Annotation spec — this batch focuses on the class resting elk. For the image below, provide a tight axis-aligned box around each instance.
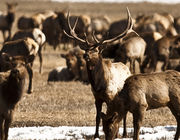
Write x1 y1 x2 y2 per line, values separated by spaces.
101 70 180 140
64 8 134 138
0 2 17 42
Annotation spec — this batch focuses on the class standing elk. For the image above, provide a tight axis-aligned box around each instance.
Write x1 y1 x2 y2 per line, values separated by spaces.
0 37 39 93
11 28 46 73
101 70 180 140
0 53 28 140
141 35 180 72
0 2 17 42
114 35 146 74
42 12 63 50
64 8 134 138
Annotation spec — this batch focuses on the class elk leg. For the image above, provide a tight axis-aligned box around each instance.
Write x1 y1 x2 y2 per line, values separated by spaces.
4 111 12 140
26 64 33 93
0 115 5 140
133 59 136 74
122 112 128 137
162 57 169 71
129 58 134 74
38 46 43 74
168 103 180 140
2 30 6 42
133 107 145 140
94 99 103 138
141 56 149 73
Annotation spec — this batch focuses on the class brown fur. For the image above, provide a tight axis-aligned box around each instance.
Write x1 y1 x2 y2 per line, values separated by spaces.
0 38 39 93
142 35 180 72
102 70 180 140
64 8 134 138
114 36 146 74
0 58 27 140
17 13 45 30
11 28 46 73
0 2 17 42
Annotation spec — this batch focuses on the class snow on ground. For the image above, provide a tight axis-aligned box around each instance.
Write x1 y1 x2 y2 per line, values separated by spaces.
8 125 178 140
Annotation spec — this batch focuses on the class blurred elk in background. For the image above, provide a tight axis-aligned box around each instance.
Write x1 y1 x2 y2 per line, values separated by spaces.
0 2 17 42
18 13 46 30
11 28 46 73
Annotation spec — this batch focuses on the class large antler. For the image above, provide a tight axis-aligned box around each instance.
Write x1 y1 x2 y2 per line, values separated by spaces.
63 7 134 50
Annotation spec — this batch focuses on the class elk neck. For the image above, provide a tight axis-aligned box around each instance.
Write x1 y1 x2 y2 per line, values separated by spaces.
6 12 15 27
2 68 26 109
85 52 108 93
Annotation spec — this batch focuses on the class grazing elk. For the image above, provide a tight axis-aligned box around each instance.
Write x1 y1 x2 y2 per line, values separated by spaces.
0 54 28 140
0 37 39 93
114 35 146 74
64 8 134 138
141 35 180 72
101 70 180 140
11 28 46 73
0 2 17 42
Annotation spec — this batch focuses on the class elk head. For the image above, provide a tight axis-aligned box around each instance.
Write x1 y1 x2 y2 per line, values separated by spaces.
64 8 135 74
64 8 135 58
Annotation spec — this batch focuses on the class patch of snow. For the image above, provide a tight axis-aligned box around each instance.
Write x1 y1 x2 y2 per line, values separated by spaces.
8 125 177 140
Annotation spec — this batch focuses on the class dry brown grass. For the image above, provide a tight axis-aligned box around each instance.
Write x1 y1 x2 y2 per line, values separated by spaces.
0 0 178 131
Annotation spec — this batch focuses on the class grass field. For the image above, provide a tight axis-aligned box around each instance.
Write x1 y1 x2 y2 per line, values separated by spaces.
0 0 179 135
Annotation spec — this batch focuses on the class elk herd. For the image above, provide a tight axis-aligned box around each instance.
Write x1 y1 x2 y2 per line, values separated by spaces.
0 2 179 140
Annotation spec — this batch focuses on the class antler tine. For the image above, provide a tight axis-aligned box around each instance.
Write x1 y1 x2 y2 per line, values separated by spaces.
102 7 133 45
92 31 100 44
72 16 79 31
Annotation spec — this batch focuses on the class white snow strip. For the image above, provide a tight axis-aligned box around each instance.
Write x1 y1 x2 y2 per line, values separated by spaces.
8 125 177 140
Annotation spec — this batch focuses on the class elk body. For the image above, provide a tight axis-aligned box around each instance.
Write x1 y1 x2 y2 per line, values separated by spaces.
64 8 134 138
114 36 146 74
101 70 180 140
0 38 39 93
141 35 180 72
11 28 46 73
42 12 65 50
48 66 74 82
17 13 45 30
0 2 17 42
0 55 27 140
61 47 89 83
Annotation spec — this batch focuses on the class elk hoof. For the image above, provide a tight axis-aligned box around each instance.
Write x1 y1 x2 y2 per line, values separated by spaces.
27 89 33 94
94 133 99 139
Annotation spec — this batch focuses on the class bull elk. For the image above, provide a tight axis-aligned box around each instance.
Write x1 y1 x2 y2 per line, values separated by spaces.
64 8 134 138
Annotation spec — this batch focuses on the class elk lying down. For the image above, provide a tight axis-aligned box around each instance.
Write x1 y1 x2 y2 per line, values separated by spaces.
0 37 39 93
0 57 27 140
101 70 180 140
64 8 134 138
